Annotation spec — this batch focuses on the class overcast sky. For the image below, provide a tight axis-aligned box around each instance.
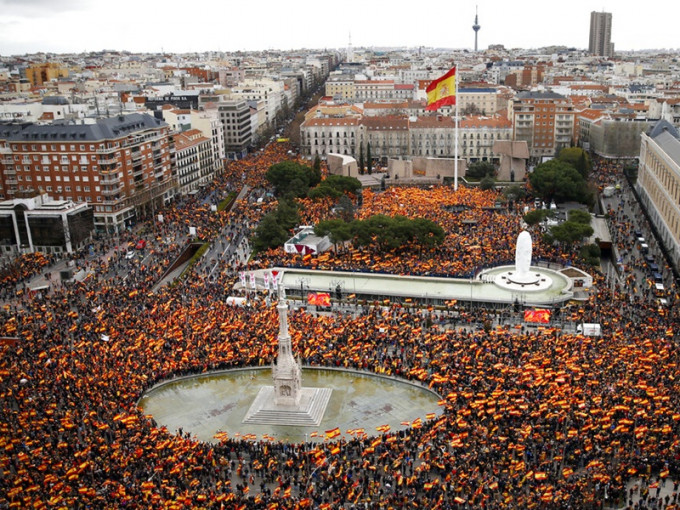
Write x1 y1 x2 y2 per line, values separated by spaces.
0 0 678 56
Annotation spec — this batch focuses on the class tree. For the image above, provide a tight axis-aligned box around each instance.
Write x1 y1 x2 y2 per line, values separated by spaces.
313 154 322 172
366 142 373 175
503 185 526 202
252 199 300 252
547 221 594 245
557 147 592 179
568 209 592 225
315 219 353 251
480 176 496 190
358 143 365 175
529 159 591 204
580 243 601 266
523 209 553 226
253 214 291 253
266 161 320 198
335 194 356 222
308 175 362 200
466 161 495 180
411 218 445 248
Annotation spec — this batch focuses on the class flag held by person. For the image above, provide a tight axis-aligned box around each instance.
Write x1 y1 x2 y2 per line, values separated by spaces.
426 67 456 111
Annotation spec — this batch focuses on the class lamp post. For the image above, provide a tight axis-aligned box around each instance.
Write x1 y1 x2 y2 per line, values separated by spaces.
295 276 310 305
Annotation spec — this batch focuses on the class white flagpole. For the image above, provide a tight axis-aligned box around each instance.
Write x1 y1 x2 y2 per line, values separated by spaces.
453 65 459 191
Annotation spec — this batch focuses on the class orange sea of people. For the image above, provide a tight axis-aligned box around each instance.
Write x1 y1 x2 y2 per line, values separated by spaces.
1 142 679 509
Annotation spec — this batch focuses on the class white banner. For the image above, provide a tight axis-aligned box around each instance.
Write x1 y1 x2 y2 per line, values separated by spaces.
249 272 257 289
239 271 247 287
263 272 270 290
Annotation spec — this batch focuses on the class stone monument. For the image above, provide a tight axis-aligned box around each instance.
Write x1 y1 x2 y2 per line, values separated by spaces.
243 291 332 426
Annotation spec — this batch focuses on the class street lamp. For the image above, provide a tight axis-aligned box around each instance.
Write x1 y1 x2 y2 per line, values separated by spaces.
295 276 310 304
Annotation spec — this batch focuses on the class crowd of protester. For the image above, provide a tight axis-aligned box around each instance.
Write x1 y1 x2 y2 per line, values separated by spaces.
0 143 679 509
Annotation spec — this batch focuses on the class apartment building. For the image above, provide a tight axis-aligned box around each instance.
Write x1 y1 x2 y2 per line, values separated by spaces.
172 129 215 195
512 91 575 160
0 113 173 233
636 121 680 273
589 11 614 58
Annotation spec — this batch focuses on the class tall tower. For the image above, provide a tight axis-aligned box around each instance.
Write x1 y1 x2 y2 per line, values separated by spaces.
472 6 481 52
589 11 613 58
272 294 302 406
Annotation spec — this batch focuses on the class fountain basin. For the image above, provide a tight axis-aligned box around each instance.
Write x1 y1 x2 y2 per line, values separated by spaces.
139 367 443 443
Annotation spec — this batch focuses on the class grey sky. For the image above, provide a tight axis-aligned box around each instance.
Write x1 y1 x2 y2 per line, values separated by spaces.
0 0 677 56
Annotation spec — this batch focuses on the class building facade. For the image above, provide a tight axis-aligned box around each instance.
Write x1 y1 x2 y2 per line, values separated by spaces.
589 11 614 58
512 92 575 160
217 100 252 159
0 113 174 233
0 194 93 255
300 114 512 164
172 129 215 195
636 121 680 274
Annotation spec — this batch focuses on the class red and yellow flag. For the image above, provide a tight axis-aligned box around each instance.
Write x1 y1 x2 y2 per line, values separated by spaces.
426 67 456 111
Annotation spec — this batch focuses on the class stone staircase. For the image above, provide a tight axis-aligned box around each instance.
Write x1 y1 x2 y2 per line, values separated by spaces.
243 387 332 427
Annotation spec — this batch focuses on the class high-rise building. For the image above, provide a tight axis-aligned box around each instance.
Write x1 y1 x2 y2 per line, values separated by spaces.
589 11 614 57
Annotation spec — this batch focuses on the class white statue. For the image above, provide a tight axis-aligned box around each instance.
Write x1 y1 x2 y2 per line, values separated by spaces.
515 230 532 279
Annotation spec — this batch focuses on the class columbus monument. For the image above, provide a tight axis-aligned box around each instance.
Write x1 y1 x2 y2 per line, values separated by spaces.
243 291 332 426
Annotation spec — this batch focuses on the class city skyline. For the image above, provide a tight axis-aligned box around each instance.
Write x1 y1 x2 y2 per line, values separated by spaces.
1 0 679 57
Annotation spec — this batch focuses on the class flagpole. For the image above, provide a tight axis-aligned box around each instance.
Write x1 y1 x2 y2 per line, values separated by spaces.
453 65 459 191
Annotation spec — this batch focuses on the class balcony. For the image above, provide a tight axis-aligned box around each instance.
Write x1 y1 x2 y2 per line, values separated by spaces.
101 184 123 196
99 175 121 185
3 169 16 176
6 178 17 185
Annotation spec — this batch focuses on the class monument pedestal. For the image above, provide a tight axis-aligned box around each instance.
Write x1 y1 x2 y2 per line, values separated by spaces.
243 386 332 426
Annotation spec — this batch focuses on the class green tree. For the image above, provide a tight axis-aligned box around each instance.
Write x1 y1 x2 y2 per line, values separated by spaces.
557 147 592 178
266 161 320 198
480 176 496 190
359 143 365 175
315 219 353 251
547 221 594 245
313 154 322 172
502 184 526 202
411 218 445 248
366 142 373 175
580 243 601 266
253 214 291 252
308 175 361 200
529 159 590 204
568 209 592 225
252 199 300 252
523 209 553 226
335 194 356 222
466 161 496 180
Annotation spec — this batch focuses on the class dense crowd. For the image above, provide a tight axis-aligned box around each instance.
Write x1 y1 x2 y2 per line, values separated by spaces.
1 143 679 509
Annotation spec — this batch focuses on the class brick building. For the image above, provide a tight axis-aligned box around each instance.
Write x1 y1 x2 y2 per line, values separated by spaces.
0 113 174 233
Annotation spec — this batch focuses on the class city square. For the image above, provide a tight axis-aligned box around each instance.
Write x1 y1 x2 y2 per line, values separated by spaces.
1 5 680 509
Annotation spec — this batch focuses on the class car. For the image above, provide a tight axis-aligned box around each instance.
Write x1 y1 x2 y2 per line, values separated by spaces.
135 239 147 250
125 250 135 259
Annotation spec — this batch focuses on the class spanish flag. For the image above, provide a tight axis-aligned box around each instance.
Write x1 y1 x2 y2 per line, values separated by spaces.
325 427 341 439
426 67 456 111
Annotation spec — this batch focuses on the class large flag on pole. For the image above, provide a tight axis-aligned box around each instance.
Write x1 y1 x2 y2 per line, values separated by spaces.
425 67 456 111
